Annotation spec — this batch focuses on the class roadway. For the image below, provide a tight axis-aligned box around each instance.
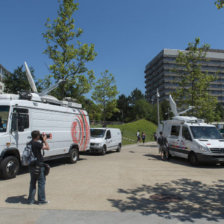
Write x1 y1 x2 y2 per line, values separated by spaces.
0 142 224 223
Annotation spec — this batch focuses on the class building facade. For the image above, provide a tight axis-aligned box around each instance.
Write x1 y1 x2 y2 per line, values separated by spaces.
145 49 224 103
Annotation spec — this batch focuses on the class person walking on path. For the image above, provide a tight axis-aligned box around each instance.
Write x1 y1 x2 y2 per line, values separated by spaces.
157 131 169 160
141 132 146 144
28 130 50 205
136 130 141 143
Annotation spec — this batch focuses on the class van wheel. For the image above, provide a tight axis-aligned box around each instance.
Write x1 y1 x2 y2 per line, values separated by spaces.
189 152 198 166
1 156 20 179
101 145 107 155
68 148 79 164
116 144 121 152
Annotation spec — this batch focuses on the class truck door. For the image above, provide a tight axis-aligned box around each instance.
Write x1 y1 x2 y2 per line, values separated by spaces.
168 125 181 157
11 108 30 156
181 126 193 158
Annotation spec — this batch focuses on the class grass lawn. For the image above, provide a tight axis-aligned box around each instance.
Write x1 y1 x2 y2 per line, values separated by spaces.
107 119 157 145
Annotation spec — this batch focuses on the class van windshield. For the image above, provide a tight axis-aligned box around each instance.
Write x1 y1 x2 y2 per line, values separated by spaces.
190 126 223 140
90 129 106 138
0 106 9 132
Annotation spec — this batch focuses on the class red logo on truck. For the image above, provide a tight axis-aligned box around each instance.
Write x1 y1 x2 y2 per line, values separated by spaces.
71 111 89 151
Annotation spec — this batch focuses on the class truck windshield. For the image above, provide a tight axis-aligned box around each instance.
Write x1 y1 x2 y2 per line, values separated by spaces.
0 106 9 132
190 126 223 140
90 129 106 138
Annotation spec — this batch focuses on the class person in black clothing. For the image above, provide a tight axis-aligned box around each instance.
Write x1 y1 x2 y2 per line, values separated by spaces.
141 132 146 144
157 131 169 160
28 130 50 205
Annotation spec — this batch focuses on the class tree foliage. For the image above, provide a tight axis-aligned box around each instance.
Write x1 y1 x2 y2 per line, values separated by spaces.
3 65 39 94
80 97 102 122
173 38 218 122
92 70 119 122
215 0 224 9
128 88 145 105
42 0 97 100
115 89 163 124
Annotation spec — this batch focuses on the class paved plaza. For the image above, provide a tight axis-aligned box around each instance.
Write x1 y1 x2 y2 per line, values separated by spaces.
1 143 224 223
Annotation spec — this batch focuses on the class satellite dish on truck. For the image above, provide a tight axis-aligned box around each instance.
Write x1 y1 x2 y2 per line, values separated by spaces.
169 95 195 116
24 61 64 97
24 61 65 104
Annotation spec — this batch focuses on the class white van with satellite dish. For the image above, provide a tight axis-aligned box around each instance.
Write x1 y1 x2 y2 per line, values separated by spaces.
157 95 224 165
90 128 122 155
0 62 90 179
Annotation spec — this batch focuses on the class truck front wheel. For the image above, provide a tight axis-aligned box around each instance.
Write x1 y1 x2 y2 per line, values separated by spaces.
1 156 20 179
189 152 198 166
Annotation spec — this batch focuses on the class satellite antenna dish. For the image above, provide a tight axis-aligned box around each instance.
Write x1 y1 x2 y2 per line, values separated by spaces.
169 95 178 116
169 94 195 117
24 61 38 93
24 62 64 97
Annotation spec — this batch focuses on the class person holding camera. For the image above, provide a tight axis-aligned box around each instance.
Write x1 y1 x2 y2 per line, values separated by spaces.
28 130 50 205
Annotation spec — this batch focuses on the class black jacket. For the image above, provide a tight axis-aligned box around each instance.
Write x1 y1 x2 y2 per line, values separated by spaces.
157 136 168 146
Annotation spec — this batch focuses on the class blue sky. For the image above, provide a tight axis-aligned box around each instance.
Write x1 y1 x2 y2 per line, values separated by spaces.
0 0 223 97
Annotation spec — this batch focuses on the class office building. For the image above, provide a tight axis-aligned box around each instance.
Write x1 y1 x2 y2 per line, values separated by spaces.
145 49 224 103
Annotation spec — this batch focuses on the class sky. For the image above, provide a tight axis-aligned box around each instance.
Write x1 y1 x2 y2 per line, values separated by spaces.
0 0 223 98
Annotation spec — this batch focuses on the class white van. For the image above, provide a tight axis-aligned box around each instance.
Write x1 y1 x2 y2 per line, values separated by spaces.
158 116 224 165
90 128 122 155
0 93 90 179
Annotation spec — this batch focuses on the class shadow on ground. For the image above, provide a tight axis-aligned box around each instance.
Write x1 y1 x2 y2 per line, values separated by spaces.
5 195 28 204
108 178 224 222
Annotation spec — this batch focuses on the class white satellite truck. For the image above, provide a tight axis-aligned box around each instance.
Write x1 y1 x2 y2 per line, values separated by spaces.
157 95 224 165
0 62 90 179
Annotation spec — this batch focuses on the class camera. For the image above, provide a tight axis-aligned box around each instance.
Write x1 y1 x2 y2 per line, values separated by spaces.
40 133 52 141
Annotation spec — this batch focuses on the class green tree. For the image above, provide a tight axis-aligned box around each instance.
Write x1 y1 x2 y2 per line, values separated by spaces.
116 94 130 122
160 100 173 120
133 99 152 120
128 88 145 105
215 0 224 9
173 38 217 122
92 70 119 123
215 103 224 121
42 0 97 100
4 65 39 94
80 97 102 122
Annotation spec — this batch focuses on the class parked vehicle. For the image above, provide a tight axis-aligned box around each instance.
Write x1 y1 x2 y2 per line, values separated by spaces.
0 62 90 179
157 95 224 165
90 128 122 155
